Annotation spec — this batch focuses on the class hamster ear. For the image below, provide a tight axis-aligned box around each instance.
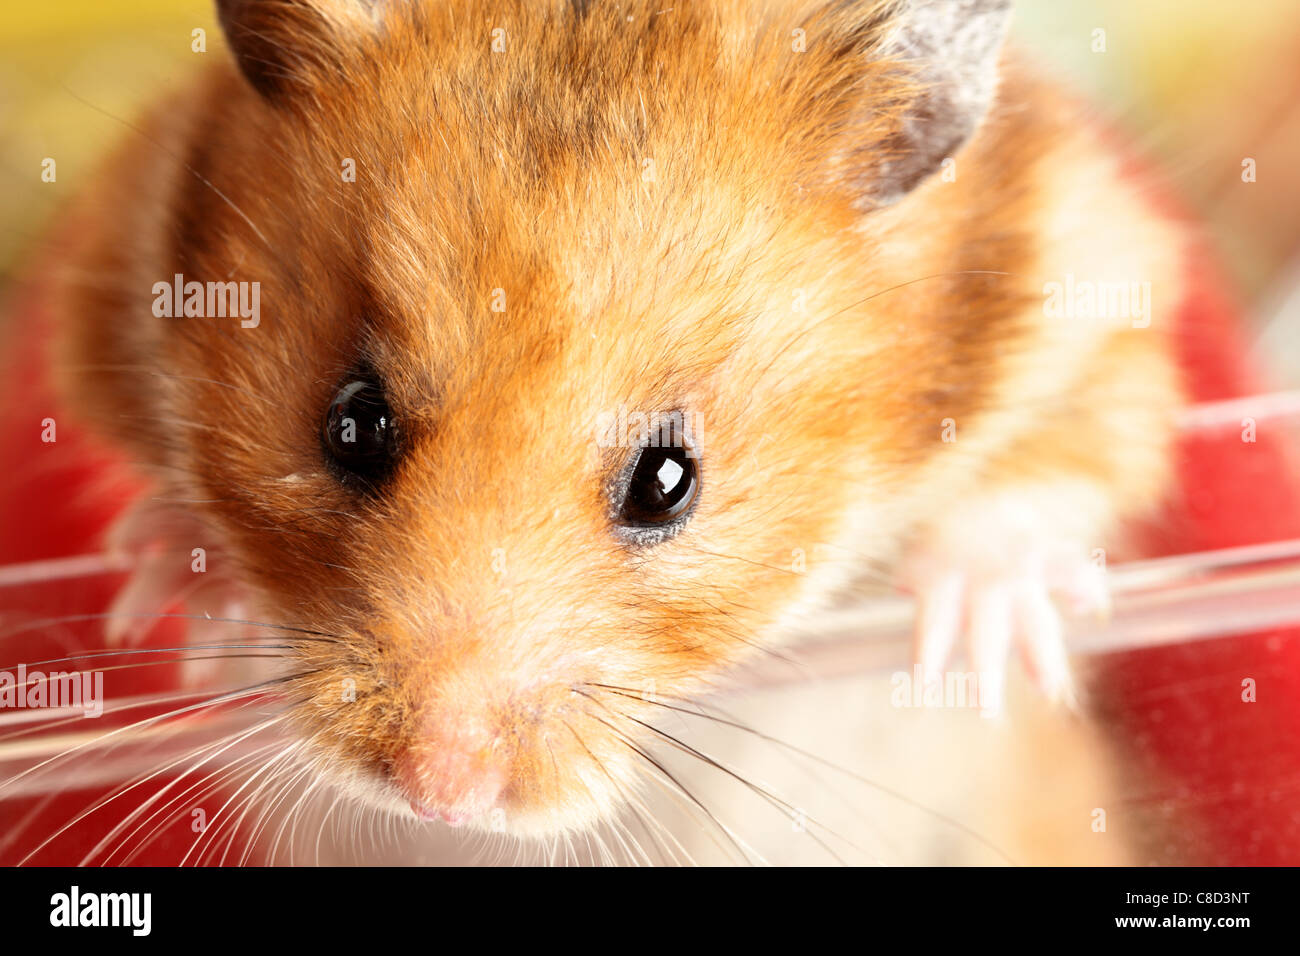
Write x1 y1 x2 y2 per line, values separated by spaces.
831 0 1013 207
215 0 379 103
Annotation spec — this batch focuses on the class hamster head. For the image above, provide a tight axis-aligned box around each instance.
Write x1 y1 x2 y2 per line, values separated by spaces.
131 0 1015 834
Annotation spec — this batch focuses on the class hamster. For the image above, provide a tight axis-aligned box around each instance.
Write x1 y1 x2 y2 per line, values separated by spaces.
46 0 1184 838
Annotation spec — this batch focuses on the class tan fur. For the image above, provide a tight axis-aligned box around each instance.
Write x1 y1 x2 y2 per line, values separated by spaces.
49 1 1184 844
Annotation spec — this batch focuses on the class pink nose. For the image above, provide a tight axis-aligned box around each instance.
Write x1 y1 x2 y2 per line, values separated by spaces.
394 716 506 825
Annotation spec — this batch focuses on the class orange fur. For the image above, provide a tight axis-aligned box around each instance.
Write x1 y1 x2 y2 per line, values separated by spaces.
50 0 1184 839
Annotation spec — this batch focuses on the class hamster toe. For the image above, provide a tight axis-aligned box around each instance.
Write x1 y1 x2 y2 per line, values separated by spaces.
900 536 1100 713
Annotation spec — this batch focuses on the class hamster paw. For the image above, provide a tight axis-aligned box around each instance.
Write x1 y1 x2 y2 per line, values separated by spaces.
898 528 1108 717
103 499 252 688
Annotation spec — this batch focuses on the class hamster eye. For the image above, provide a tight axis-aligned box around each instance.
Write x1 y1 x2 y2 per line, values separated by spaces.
322 374 399 487
617 437 699 531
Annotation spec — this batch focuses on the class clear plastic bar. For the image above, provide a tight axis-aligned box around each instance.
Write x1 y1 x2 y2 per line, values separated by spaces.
739 537 1300 687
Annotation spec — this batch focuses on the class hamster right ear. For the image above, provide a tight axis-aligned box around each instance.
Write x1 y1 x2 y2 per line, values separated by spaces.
215 0 381 103
805 0 1014 208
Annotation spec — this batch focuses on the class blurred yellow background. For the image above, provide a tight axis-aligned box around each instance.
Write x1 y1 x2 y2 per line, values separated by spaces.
0 1 214 283
2 0 1299 362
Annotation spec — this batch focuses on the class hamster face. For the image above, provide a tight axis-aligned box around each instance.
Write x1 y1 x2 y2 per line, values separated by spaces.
119 0 1027 834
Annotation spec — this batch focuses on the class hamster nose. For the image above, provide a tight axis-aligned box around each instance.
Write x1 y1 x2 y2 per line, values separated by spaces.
393 715 506 826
